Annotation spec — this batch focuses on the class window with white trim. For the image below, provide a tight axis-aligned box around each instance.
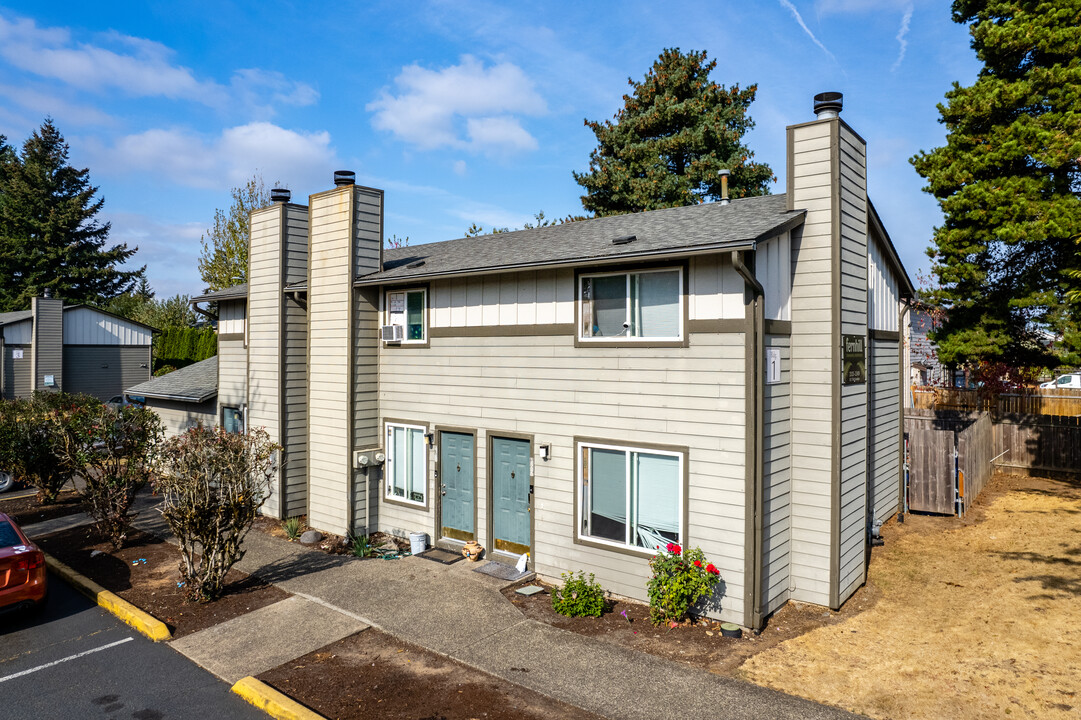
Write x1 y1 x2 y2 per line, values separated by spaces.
579 269 682 341
577 441 683 552
386 423 427 505
385 288 426 343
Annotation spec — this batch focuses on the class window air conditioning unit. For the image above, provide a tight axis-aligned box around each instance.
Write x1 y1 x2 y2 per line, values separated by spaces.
381 324 404 342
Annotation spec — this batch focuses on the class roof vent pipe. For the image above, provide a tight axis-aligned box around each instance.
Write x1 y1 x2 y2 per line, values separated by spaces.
270 188 291 203
718 169 730 206
813 91 843 119
333 170 356 187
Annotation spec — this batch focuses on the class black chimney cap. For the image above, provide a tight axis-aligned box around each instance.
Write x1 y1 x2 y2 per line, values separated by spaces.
813 92 843 118
271 188 291 202
333 170 356 187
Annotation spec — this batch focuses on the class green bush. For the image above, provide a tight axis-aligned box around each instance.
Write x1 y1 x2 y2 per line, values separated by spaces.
646 542 721 625
0 392 101 504
551 570 607 617
283 516 303 541
154 425 280 602
64 401 163 548
349 533 373 558
154 326 217 373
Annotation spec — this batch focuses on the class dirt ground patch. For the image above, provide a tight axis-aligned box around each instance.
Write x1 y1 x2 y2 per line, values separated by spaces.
252 515 409 557
37 525 289 638
258 629 608 720
503 577 878 675
0 490 84 525
741 473 1081 720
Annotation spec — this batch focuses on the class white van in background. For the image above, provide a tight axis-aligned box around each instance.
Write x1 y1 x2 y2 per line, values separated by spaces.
1040 373 1081 389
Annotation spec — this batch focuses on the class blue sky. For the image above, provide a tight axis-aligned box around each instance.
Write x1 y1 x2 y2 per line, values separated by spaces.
0 1 978 297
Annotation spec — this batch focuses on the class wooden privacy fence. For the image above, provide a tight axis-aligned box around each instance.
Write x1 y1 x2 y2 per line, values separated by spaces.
905 410 1080 517
904 410 994 517
993 414 1081 477
912 387 1081 417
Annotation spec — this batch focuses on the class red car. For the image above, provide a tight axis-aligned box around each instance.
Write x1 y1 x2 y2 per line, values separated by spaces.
0 511 47 614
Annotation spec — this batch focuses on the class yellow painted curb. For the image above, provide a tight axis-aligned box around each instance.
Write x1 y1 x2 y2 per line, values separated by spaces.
231 676 327 720
43 553 172 642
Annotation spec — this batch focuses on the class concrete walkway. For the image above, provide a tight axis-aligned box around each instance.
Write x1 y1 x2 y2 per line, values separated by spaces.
24 498 863 720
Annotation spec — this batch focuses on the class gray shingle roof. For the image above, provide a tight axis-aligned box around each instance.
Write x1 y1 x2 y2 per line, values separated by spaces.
0 310 32 326
360 193 803 285
193 284 249 303
125 356 218 403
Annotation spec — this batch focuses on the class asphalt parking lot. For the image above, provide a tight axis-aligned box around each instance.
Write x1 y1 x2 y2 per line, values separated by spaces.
0 572 265 720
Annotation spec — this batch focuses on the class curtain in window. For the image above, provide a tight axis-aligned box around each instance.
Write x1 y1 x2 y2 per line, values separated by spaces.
588 448 626 542
634 452 680 544
391 426 408 498
592 275 627 337
633 271 680 338
409 427 425 501
406 292 424 340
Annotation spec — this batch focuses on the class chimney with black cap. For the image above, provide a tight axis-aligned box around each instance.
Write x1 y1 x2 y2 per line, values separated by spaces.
784 91 870 610
246 183 309 519
305 170 384 538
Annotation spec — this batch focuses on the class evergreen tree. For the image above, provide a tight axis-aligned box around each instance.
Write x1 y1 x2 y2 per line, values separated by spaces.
911 1 1081 367
573 48 774 217
198 176 271 291
0 120 141 311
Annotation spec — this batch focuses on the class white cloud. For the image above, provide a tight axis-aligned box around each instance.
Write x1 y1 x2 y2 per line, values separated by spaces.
447 202 532 232
0 13 316 116
892 4 914 71
367 55 546 155
0 83 114 127
779 0 836 61
452 160 467 176
90 122 337 191
105 211 206 297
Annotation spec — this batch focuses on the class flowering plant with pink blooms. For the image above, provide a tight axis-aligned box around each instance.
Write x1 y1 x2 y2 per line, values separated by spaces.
645 541 720 625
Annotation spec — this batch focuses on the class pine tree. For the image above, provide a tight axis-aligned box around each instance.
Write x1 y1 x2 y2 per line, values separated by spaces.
198 176 271 291
0 120 141 311
911 1 1081 367
573 48 774 217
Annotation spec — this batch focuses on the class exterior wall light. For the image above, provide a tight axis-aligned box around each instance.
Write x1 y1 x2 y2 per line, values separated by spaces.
539 443 551 461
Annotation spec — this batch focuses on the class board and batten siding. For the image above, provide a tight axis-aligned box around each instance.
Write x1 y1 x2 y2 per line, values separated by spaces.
63 307 153 346
376 325 750 624
758 232 792 322
351 287 381 535
2 320 32 345
762 335 792 615
836 122 869 606
64 346 151 400
786 119 835 606
248 205 284 518
868 234 900 333
219 301 246 336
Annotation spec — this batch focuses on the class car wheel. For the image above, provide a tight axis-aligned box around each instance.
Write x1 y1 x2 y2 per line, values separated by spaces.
0 470 14 493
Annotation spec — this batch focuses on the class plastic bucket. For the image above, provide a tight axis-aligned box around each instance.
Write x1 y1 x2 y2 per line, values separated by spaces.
408 532 428 555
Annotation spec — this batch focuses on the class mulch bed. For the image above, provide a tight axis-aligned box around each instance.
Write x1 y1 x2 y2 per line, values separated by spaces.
501 579 879 675
0 490 85 525
258 629 608 720
36 525 289 638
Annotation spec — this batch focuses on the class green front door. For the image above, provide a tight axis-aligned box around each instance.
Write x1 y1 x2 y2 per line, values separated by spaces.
491 437 531 556
439 432 475 541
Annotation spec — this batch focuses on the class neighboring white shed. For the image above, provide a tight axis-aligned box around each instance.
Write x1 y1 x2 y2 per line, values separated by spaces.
125 357 218 437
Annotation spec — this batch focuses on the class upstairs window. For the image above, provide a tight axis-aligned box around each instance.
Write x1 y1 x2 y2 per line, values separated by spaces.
579 269 682 341
385 289 426 344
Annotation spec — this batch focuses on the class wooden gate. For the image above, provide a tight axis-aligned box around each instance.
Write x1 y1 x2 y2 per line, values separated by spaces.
904 410 993 516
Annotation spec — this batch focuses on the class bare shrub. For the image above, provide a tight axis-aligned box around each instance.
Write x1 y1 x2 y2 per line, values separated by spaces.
154 425 279 602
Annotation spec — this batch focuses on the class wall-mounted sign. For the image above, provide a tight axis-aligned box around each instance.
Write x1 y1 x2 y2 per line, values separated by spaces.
842 335 866 385
765 347 781 385
43 374 57 388
11 348 23 360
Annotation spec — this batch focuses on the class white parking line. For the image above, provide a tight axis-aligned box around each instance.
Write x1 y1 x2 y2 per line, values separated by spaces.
0 637 134 684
